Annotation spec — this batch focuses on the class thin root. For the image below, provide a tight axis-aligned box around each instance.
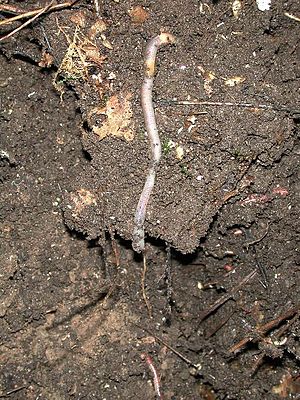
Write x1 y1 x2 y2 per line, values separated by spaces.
139 326 200 370
142 253 153 318
157 99 300 115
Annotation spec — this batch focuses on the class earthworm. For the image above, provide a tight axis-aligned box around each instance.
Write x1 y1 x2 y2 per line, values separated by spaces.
141 352 162 398
132 32 175 253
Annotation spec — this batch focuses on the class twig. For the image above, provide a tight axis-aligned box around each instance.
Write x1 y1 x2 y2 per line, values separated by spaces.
138 326 200 370
236 306 300 375
228 336 252 354
275 310 300 339
257 306 299 336
0 0 55 42
198 269 257 322
93 0 100 17
0 1 79 27
0 5 25 14
228 304 299 353
0 385 27 398
244 223 269 251
284 12 300 22
157 99 300 115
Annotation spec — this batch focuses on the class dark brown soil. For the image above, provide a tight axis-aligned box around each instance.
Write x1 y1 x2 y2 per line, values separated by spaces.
0 1 299 399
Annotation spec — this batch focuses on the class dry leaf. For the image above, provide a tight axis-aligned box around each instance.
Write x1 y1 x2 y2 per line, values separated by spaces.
69 10 87 27
198 66 217 96
89 92 135 141
88 19 107 40
176 145 184 160
128 6 149 24
70 189 97 218
232 0 242 18
101 34 113 49
39 51 54 68
82 44 106 67
224 76 245 86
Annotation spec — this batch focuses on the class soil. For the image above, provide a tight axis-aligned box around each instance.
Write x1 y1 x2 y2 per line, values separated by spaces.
0 0 299 399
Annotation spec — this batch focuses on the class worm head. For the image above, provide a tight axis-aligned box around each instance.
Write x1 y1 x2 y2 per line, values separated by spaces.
159 32 176 45
144 32 176 77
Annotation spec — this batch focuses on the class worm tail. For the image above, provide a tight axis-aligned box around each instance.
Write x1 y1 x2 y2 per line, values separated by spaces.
132 166 156 253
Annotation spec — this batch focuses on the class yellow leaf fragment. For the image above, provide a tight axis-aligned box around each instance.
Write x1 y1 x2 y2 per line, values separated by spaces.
176 145 184 160
101 34 113 49
232 0 242 18
88 19 107 40
224 76 245 86
82 44 106 67
198 66 217 96
89 92 135 141
38 51 54 68
128 6 149 24
70 189 97 217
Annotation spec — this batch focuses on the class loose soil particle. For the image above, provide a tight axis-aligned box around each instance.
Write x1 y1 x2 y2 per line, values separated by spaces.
0 0 299 399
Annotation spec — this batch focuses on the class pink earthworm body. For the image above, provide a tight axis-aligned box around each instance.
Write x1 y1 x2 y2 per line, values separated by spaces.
141 352 162 398
132 32 175 253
